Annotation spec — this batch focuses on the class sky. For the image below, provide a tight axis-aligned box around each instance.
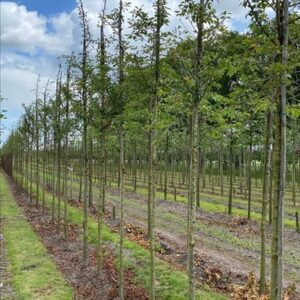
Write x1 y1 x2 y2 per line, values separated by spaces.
0 0 250 144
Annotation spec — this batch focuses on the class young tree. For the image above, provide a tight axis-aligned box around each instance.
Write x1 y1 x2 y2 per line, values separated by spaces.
271 2 289 298
260 109 273 293
148 1 168 298
78 0 91 264
34 76 41 208
62 55 74 238
94 0 109 274
42 80 50 211
116 0 126 298
178 1 205 297
244 1 290 298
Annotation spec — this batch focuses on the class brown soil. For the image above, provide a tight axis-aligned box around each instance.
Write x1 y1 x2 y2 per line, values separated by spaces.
6 175 148 300
103 186 300 296
65 179 299 299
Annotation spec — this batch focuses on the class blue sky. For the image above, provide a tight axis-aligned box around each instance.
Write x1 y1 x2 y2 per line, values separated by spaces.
14 0 76 16
0 0 249 144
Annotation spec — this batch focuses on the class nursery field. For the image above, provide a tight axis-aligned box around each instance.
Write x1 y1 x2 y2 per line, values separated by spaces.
2 164 299 299
1 0 300 299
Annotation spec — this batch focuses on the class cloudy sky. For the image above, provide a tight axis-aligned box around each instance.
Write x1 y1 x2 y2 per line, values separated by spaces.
0 0 249 143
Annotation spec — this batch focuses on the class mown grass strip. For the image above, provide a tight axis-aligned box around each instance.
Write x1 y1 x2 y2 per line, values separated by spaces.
31 168 298 225
0 173 73 300
32 167 297 228
22 177 228 300
121 184 296 229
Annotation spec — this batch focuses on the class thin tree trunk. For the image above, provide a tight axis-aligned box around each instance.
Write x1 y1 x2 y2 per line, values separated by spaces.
164 135 169 200
271 1 288 298
247 135 252 220
220 142 224 196
260 109 273 294
228 130 233 215
88 139 93 207
292 122 296 206
42 81 49 211
78 0 90 264
239 151 243 194
133 141 137 192
196 148 201 207
119 127 125 299
117 1 125 298
188 1 204 298
35 78 40 207
97 134 105 272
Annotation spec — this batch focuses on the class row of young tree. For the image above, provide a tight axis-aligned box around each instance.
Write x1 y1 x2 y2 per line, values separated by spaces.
2 0 300 299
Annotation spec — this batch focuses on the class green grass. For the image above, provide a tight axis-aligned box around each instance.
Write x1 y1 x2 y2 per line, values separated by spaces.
28 167 298 225
20 176 228 299
124 184 296 229
0 173 73 300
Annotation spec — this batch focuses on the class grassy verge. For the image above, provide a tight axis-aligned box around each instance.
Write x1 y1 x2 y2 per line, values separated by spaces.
0 173 73 300
118 184 296 229
20 176 228 299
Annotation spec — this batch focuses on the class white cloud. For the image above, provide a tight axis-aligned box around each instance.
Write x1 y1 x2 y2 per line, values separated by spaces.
0 2 74 143
1 51 58 75
0 66 54 143
215 0 248 20
47 12 75 54
0 2 74 55
1 67 38 113
0 0 249 57
0 2 47 52
0 60 56 112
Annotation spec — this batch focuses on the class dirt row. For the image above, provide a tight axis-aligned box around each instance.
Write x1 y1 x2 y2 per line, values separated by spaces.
5 174 148 300
105 186 300 292
65 178 299 294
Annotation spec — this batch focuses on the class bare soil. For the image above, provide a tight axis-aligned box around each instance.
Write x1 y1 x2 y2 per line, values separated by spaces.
101 186 300 296
6 175 148 300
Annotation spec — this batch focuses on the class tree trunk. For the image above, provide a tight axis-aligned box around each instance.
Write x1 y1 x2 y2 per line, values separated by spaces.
35 79 40 207
78 0 89 264
260 109 273 294
271 2 288 298
117 1 125 298
133 141 137 192
220 142 224 196
228 130 233 215
292 122 296 206
88 139 93 207
187 1 204 298
164 135 169 200
247 136 252 220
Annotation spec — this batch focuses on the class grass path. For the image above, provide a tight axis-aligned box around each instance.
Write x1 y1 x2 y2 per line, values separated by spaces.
0 172 73 300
